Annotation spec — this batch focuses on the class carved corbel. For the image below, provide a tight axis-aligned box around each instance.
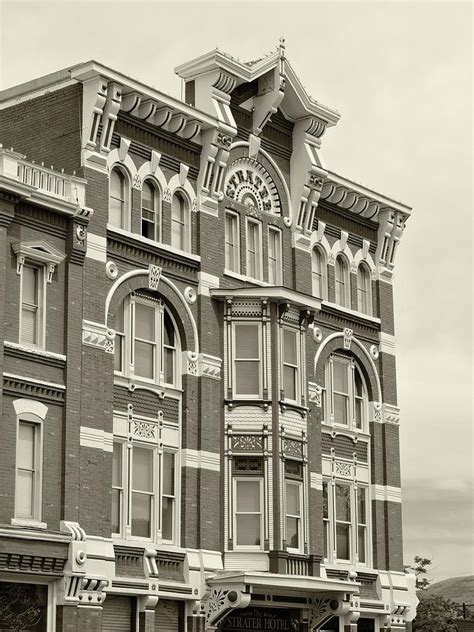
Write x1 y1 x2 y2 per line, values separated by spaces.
100 82 122 153
82 76 108 151
307 595 351 630
375 208 407 276
204 588 251 631
198 127 235 213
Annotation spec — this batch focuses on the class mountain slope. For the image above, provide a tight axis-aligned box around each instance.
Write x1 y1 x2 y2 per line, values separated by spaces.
424 576 474 604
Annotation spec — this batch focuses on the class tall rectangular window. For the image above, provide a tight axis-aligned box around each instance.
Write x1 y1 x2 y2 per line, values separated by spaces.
323 481 330 559
357 487 367 563
134 303 157 381
21 265 40 346
162 451 176 542
234 478 263 548
282 329 299 403
16 421 41 520
225 212 240 273
233 323 261 398
246 220 262 280
171 193 188 251
131 446 154 538
332 357 350 425
268 227 282 284
141 180 158 240
112 443 123 534
114 302 125 373
335 483 351 561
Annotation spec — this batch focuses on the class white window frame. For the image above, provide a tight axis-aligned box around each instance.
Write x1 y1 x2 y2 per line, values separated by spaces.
245 218 263 281
112 441 125 536
19 264 45 349
11 399 48 529
327 355 368 432
323 478 371 566
232 321 262 400
357 263 372 315
285 478 304 554
114 296 180 389
109 166 131 231
281 327 301 405
335 254 350 308
171 190 190 252
225 210 240 273
233 476 264 551
141 178 161 241
267 226 282 285
112 434 180 546
312 246 327 299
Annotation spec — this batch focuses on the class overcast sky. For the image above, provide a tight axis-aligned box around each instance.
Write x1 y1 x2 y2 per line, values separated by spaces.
1 0 472 583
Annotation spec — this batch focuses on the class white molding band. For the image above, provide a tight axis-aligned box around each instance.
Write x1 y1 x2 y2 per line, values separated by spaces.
199 353 222 380
4 341 66 362
181 449 220 472
86 233 107 262
5 373 65 392
372 485 402 503
310 472 323 490
198 271 219 296
82 319 115 353
379 332 396 355
80 426 113 452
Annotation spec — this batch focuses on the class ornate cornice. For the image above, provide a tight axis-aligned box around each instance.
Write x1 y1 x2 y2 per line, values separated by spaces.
3 372 65 404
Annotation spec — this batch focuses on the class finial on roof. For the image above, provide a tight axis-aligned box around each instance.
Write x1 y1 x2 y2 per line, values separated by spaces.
279 37 286 52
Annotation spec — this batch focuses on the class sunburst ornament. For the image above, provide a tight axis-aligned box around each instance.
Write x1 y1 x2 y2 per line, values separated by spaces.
225 157 281 215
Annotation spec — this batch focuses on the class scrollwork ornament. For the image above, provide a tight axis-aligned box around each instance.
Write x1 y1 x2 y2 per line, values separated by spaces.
106 261 118 280
184 286 197 304
76 224 86 246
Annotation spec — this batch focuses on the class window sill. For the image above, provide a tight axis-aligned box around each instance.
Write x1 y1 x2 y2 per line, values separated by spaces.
5 341 65 361
225 399 271 411
224 269 269 287
112 534 183 551
107 224 201 265
114 373 183 397
321 423 370 441
279 400 307 418
321 301 381 326
11 518 48 529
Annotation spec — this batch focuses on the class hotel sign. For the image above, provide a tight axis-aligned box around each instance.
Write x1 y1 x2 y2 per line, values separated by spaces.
222 608 301 631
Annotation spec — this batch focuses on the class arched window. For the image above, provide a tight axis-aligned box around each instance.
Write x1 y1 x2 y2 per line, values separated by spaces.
141 180 159 241
109 167 128 229
312 247 327 299
113 294 180 388
335 255 349 307
171 192 189 251
357 264 371 315
324 354 368 431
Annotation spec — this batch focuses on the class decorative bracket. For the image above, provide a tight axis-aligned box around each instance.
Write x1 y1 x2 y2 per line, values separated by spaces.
203 587 251 631
307 595 351 630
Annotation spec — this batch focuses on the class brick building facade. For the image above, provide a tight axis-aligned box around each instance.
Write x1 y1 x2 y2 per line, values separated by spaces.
0 42 418 631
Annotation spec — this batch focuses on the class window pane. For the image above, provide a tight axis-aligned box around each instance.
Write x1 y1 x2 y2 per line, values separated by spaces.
18 423 35 469
163 452 175 496
334 393 348 425
355 398 363 429
283 330 297 365
16 470 34 518
354 369 363 397
235 361 259 395
323 482 329 519
286 482 300 515
111 489 120 533
135 303 155 341
142 181 154 210
112 444 122 486
335 484 351 521
114 334 124 372
109 197 123 228
323 521 329 559
358 525 366 563
131 492 151 537
357 487 367 524
22 267 37 305
163 312 175 347
236 515 261 546
286 516 299 549
164 348 175 384
133 447 153 492
235 325 259 359
336 524 350 560
236 480 260 512
111 169 124 198
171 218 184 250
21 307 37 345
284 365 296 401
162 497 174 540
333 360 348 393
134 340 154 379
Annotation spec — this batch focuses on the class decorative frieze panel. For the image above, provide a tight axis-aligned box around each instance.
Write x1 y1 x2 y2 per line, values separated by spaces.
224 157 281 215
199 353 222 380
383 403 400 424
82 319 115 353
231 435 263 452
3 373 65 404
283 438 303 458
148 264 162 290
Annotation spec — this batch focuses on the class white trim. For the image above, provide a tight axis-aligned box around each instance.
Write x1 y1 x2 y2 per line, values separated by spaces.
310 472 323 490
181 449 220 472
12 398 48 419
86 233 107 262
380 332 396 355
372 485 402 503
11 518 47 529
5 373 65 391
224 269 270 288
4 341 66 362
80 426 113 452
0 526 70 542
322 301 381 325
198 271 220 296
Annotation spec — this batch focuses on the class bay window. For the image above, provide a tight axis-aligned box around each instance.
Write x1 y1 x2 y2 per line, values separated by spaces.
268 227 282 284
326 354 368 431
112 438 178 544
246 219 262 280
225 211 240 273
233 456 264 550
282 328 300 403
114 295 179 388
233 322 261 398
